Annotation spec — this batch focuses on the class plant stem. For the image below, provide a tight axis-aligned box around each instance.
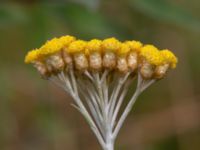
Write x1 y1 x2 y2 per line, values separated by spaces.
104 125 114 150
52 71 155 150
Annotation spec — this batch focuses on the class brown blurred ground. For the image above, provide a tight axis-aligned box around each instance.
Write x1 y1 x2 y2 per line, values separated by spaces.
0 0 200 150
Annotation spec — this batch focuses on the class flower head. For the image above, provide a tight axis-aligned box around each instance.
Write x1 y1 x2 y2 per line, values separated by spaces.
140 45 163 66
102 37 121 52
24 49 40 63
117 43 130 56
160 49 178 68
87 39 102 53
59 35 76 47
125 40 143 52
67 40 87 54
39 38 63 56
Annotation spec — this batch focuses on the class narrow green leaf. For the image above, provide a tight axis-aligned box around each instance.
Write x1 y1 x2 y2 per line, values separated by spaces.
130 0 200 32
50 3 125 39
72 0 100 10
0 4 28 27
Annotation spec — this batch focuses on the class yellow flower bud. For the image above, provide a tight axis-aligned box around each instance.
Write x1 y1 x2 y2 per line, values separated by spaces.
67 40 87 54
102 38 121 52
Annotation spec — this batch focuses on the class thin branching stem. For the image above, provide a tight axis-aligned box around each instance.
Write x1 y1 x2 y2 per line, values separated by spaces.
51 69 155 150
59 71 106 148
113 73 155 139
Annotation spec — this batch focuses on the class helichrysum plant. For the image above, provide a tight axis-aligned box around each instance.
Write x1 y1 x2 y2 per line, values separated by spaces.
25 35 178 150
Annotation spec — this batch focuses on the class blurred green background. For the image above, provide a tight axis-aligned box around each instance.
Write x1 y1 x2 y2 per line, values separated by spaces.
0 0 200 150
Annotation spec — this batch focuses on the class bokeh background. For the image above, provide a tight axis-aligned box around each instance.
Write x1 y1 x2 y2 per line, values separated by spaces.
0 0 200 150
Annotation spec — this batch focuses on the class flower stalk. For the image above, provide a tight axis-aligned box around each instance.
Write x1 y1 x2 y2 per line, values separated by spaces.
49 69 155 150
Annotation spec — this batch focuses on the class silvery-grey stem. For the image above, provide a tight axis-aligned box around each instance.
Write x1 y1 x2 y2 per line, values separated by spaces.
50 70 155 150
113 73 155 139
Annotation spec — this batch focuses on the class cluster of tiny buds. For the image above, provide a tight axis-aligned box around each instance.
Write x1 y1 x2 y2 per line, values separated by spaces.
25 35 178 80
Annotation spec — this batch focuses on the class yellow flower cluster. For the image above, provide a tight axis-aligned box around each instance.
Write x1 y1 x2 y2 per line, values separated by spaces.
140 45 177 69
25 35 76 63
25 35 178 79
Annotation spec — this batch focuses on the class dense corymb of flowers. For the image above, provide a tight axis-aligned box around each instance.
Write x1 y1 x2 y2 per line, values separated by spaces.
25 35 177 79
25 35 178 150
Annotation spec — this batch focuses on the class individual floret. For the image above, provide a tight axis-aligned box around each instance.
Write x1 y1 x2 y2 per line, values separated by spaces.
67 40 88 71
125 41 142 72
116 43 130 73
86 39 102 71
102 38 121 69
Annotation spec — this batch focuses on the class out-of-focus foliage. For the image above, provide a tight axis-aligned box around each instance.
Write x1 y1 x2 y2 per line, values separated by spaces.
0 3 126 39
0 0 200 150
132 0 200 32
